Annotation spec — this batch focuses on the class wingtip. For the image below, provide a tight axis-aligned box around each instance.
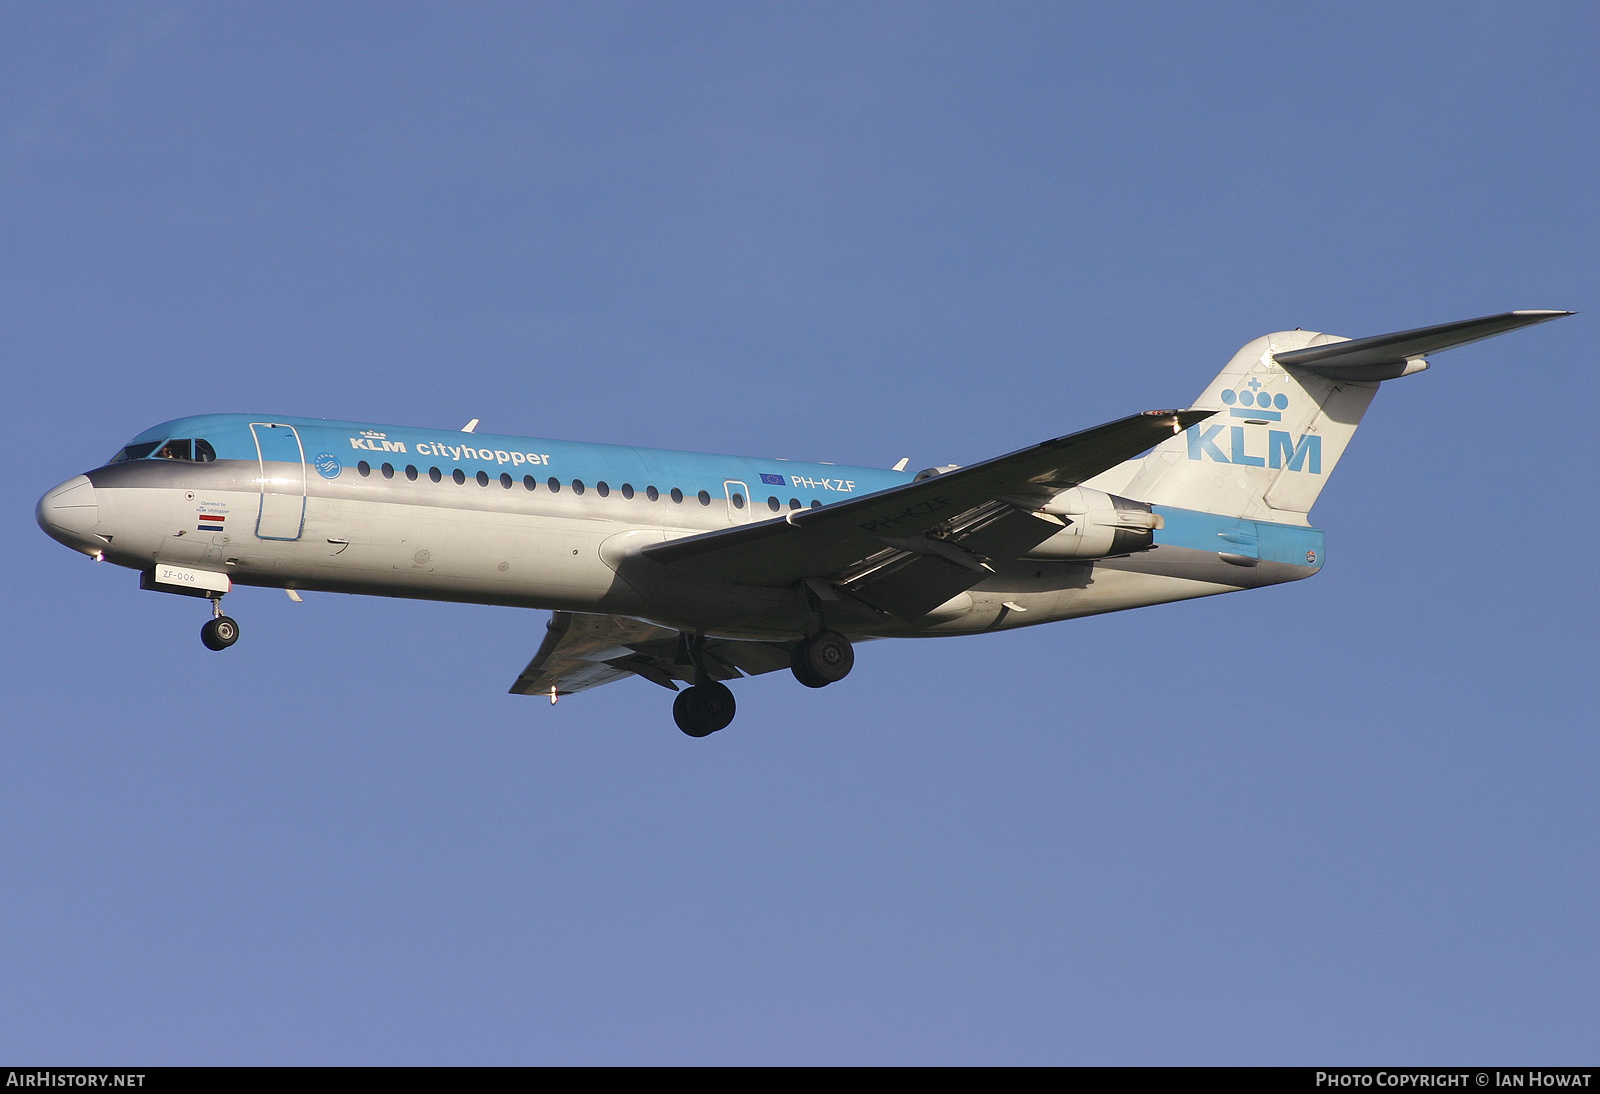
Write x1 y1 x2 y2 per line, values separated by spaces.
1511 309 1576 318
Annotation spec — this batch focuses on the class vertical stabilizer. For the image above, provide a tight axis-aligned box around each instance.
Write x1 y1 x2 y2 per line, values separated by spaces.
1099 311 1571 523
1112 330 1376 524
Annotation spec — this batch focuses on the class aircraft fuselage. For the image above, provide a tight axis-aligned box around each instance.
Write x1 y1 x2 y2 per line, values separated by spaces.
38 413 1320 644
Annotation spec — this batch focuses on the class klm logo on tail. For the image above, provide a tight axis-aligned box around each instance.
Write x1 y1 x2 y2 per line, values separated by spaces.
1185 380 1321 473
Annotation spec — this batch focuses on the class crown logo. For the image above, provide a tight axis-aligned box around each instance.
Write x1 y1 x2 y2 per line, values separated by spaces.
360 430 387 439
1220 378 1289 420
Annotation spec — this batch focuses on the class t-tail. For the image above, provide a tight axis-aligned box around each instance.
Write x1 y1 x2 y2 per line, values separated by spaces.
1110 311 1572 524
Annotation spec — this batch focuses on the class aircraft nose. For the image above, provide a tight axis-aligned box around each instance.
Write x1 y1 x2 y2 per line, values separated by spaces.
36 475 100 548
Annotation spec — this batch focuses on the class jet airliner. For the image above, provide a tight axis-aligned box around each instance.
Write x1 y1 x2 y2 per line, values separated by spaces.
37 311 1569 736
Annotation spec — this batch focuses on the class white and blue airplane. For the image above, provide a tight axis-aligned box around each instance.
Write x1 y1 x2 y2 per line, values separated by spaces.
38 311 1569 735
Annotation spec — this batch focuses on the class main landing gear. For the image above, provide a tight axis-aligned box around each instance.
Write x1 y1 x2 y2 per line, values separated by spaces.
791 630 854 689
200 596 239 651
671 633 738 738
670 631 855 738
673 681 736 738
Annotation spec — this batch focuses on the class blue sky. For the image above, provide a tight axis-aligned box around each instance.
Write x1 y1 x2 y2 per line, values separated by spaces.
2 2 1595 1064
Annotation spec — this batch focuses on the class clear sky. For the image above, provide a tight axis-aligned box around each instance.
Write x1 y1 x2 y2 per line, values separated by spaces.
2 2 1595 1065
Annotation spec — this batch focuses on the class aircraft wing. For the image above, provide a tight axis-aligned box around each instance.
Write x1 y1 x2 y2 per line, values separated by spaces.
640 409 1211 618
509 611 799 699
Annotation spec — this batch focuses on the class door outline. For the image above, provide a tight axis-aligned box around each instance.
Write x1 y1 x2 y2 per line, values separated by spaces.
250 422 307 541
723 480 751 523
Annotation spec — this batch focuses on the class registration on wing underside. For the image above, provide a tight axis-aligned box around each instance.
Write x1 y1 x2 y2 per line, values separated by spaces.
636 410 1212 605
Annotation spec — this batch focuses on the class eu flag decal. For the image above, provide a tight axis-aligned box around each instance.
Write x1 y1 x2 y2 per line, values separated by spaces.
760 473 785 485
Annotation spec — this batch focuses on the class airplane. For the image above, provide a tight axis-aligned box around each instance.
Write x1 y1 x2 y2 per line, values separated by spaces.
37 310 1570 737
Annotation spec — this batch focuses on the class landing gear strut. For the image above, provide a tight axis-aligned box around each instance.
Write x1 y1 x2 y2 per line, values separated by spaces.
200 596 239 651
673 634 738 737
791 630 853 688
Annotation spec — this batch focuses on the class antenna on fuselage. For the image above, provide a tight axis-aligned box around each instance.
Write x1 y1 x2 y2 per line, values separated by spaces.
461 419 479 432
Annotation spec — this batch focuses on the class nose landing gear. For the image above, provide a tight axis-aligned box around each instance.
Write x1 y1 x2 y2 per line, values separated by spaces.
200 596 239 651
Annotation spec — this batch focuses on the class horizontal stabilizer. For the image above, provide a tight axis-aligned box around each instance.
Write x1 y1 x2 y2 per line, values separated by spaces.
1273 310 1572 381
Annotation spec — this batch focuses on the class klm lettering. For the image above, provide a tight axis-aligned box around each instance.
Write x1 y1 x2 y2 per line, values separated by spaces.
1185 425 1321 474
349 437 408 453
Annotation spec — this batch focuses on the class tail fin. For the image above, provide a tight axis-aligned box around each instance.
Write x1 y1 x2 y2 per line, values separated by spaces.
1107 311 1571 524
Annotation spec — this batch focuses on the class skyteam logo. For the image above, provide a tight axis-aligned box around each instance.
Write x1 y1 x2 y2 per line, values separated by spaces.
1187 378 1321 473
312 452 342 479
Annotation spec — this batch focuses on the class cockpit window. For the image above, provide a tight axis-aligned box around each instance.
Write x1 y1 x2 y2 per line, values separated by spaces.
109 442 161 464
150 438 217 462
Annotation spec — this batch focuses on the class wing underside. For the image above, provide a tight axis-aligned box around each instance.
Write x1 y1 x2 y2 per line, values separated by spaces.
509 611 798 698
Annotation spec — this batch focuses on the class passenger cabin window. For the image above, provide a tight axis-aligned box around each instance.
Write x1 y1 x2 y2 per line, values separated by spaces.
646 486 659 501
429 467 442 482
572 480 585 495
697 490 711 506
382 463 394 479
476 471 490 486
406 465 418 481
358 461 372 476
670 488 683 503
767 496 780 511
620 484 634 499
452 469 465 484
523 475 536 490
500 473 513 488
596 481 609 497
547 477 561 493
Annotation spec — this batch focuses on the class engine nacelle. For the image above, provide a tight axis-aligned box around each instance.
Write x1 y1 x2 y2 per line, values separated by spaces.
1022 488 1162 560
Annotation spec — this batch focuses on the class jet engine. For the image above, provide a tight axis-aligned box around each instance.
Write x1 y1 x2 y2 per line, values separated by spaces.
1022 487 1162 560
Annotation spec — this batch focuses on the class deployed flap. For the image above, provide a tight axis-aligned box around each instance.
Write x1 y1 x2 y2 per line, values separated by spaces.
510 612 679 698
1273 310 1571 381
509 611 798 699
639 409 1210 587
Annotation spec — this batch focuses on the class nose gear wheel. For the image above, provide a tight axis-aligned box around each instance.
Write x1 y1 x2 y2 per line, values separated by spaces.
201 615 239 651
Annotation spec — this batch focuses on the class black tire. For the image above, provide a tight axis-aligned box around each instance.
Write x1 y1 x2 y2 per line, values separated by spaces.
201 616 239 651
673 681 736 737
791 630 853 688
